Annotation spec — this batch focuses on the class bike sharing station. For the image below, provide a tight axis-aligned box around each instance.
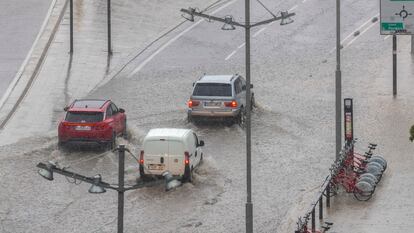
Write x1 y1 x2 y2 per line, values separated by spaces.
380 0 414 96
294 98 388 233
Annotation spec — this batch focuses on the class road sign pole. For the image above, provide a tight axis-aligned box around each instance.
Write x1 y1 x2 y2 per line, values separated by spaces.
393 34 397 96
411 35 414 54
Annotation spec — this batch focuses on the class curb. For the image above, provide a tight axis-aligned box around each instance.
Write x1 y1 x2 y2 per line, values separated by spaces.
0 0 69 129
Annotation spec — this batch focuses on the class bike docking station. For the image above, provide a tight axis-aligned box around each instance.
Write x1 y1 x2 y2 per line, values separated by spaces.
294 98 388 233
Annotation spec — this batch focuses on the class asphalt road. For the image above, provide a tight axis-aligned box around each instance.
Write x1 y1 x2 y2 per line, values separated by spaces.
0 0 52 99
1 0 413 232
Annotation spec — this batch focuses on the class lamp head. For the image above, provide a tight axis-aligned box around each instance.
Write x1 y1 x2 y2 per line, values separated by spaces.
280 11 294 25
88 174 106 194
162 171 182 191
222 15 236 30
38 161 56 181
181 7 195 22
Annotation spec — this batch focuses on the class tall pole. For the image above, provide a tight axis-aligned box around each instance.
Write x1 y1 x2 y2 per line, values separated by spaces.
393 34 397 96
69 0 73 53
107 0 112 55
118 145 125 233
335 0 342 160
411 35 414 55
245 0 253 232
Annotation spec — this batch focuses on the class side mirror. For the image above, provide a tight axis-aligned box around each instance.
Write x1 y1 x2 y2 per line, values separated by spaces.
199 140 205 147
192 82 195 87
250 84 254 88
119 108 125 113
63 106 69 111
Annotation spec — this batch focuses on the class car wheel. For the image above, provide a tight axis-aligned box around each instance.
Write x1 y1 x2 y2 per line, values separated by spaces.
187 114 193 123
58 140 66 150
122 119 128 139
108 132 116 150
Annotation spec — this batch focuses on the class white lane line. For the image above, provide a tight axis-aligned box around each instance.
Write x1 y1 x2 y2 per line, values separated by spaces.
253 27 266 38
329 13 379 53
0 0 57 110
225 50 238 60
384 35 391 40
289 5 298 12
342 14 379 43
238 43 245 49
127 0 236 78
345 21 378 48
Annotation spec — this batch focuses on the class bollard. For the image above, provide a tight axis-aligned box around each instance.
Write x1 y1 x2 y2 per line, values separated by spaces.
319 196 323 220
326 185 330 208
311 208 315 232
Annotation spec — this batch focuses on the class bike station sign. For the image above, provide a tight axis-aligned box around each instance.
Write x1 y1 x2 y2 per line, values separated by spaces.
344 98 354 143
381 0 414 35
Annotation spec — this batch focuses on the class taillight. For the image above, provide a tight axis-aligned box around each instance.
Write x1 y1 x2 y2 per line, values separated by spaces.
188 100 200 108
61 123 72 130
94 124 107 130
184 151 190 165
139 150 144 164
224 100 238 108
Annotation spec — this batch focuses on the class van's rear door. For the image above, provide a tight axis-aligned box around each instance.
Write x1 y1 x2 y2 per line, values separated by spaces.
144 140 168 175
167 141 185 176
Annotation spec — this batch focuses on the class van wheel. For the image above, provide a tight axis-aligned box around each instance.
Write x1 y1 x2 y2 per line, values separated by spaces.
58 140 66 151
183 167 193 183
187 114 192 123
237 107 246 128
139 166 151 182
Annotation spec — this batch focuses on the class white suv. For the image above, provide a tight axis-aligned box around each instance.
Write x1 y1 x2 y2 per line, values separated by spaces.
187 74 254 124
139 128 204 182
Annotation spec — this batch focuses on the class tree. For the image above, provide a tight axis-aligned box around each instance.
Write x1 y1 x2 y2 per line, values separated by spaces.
410 125 414 142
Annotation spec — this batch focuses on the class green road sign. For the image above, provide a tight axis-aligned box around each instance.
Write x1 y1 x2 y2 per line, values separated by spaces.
381 22 404 30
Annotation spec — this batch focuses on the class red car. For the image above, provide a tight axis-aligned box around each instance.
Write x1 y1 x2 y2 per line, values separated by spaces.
58 99 127 149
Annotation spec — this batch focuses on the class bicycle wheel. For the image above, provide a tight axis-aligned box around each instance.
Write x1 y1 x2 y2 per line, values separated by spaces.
359 173 378 184
353 181 374 201
365 165 382 179
367 161 384 172
357 176 376 189
369 156 387 170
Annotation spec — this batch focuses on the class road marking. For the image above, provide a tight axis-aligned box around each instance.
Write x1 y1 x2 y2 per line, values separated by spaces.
225 50 238 60
253 27 266 37
384 35 391 40
127 0 237 78
289 5 298 12
345 21 378 48
0 0 57 111
329 13 379 53
238 43 245 49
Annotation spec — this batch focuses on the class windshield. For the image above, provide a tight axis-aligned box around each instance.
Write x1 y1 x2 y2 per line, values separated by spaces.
65 112 103 123
193 83 232 97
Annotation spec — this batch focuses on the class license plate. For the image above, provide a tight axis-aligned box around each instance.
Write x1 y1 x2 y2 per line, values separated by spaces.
75 125 91 131
204 101 221 107
148 164 165 170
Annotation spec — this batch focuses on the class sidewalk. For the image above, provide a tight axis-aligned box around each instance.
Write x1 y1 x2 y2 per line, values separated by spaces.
0 0 218 146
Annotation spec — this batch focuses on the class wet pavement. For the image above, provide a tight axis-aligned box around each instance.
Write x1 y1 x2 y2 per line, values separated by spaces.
0 0 52 100
0 0 413 232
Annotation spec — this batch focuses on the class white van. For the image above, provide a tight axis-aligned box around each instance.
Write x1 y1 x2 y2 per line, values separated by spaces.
139 128 204 182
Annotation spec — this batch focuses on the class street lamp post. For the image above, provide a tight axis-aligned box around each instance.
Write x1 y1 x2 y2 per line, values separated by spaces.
37 145 181 233
335 0 342 160
180 4 294 232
